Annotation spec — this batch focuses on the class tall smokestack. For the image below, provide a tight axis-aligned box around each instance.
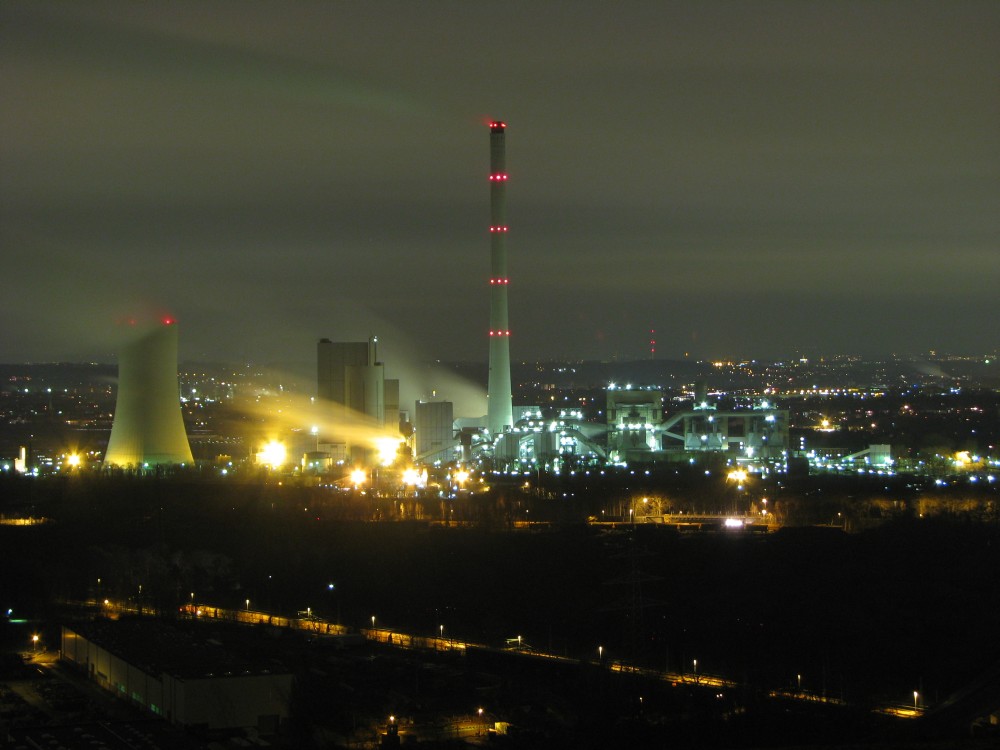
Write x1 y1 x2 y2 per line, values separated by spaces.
486 119 513 436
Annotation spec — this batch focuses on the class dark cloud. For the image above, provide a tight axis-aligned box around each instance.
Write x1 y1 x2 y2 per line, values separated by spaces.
1 1 997 365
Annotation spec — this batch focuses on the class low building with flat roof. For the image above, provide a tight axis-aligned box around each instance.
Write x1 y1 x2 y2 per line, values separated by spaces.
61 619 292 733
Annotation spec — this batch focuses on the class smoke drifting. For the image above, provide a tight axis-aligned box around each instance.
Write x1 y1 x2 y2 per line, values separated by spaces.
376 336 487 420
235 388 395 456
396 363 486 422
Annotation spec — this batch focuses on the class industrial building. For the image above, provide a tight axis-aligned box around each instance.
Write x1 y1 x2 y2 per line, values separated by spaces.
316 336 400 464
606 387 666 459
493 407 606 472
61 619 292 732
103 320 193 468
606 384 789 466
415 399 455 463
483 385 789 473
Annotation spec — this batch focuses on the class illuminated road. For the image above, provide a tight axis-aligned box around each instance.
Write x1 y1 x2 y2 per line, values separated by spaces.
88 598 919 720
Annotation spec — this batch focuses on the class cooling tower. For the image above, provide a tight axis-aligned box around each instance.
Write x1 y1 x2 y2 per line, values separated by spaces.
486 119 514 435
104 320 193 467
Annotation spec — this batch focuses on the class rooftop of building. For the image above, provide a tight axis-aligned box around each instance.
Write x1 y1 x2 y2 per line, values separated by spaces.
67 617 291 681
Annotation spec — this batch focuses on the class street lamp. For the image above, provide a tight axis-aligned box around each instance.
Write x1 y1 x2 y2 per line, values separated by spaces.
327 582 340 624
727 468 749 494
797 673 802 692
598 645 603 662
31 634 39 652
913 690 919 709
245 598 250 611
693 658 698 682
372 615 376 630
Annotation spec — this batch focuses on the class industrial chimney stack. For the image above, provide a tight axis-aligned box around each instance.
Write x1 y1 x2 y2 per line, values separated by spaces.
486 120 513 436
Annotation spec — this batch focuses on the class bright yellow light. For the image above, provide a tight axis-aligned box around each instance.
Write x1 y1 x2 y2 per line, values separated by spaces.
258 440 287 468
954 451 971 467
401 468 427 488
454 470 470 485
375 436 402 466
350 468 367 485
727 469 748 483
65 453 81 467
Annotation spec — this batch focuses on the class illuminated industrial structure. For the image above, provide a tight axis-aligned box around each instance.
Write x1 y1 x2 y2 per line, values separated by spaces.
103 320 193 468
316 337 400 464
486 120 513 437
606 387 665 460
415 399 455 463
658 400 789 460
606 384 789 467
493 407 606 472
486 386 788 473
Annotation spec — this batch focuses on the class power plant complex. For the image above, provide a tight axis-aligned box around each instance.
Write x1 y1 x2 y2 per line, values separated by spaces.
95 121 791 479
310 121 791 479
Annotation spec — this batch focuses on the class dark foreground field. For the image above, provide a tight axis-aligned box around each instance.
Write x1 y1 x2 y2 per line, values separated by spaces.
2 474 999 746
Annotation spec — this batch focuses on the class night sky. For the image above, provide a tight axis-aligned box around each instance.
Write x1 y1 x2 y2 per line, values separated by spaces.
2 1 997 367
